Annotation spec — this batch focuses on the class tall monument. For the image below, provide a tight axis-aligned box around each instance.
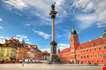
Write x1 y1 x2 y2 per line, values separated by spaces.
49 2 58 62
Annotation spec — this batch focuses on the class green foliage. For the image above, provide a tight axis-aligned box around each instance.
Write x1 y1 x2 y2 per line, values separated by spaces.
44 56 49 60
103 32 106 38
53 55 60 62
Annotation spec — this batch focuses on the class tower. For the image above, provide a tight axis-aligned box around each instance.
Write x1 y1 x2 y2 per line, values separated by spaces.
70 28 79 63
70 28 79 49
49 2 58 62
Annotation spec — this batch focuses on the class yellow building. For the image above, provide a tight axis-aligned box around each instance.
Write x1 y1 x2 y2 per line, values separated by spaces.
0 40 17 63
0 38 41 63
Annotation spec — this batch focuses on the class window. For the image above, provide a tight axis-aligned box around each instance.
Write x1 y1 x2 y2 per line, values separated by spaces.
94 48 96 51
97 60 99 63
7 53 9 56
81 56 83 58
81 61 83 64
104 46 106 49
99 48 101 50
1 54 3 57
84 56 86 58
100 54 102 57
86 49 88 52
87 55 89 58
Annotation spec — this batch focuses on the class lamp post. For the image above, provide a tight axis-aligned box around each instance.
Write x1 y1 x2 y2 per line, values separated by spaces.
49 2 58 63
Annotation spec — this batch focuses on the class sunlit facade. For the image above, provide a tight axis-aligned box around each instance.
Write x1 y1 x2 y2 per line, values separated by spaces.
0 38 41 63
0 39 17 63
60 29 106 65
16 44 41 62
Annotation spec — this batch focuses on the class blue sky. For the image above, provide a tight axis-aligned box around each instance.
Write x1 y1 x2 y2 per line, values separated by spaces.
0 0 106 51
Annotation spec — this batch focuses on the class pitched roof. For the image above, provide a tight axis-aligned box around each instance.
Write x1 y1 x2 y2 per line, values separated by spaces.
79 38 106 49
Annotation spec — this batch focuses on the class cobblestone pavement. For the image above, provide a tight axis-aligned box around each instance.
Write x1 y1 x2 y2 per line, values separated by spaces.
0 64 102 70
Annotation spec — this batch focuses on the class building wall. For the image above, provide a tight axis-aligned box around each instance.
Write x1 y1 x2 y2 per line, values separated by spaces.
0 44 16 62
16 47 28 62
60 29 106 65
76 44 106 64
0 38 40 63
60 44 106 64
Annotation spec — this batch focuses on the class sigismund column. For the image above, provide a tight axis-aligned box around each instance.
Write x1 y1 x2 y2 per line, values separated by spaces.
49 2 58 63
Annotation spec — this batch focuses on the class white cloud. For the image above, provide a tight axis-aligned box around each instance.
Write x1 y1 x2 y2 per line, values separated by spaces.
73 0 90 9
16 35 27 39
4 0 106 28
40 43 69 53
0 36 10 44
3 0 68 26
95 0 106 27
4 0 66 18
4 0 27 10
0 18 4 30
15 35 30 43
25 23 31 27
2 0 66 27
0 35 30 44
0 18 3 22
73 0 106 29
0 39 5 44
40 48 50 53
83 2 94 12
0 36 6 44
76 14 96 29
58 43 69 50
33 30 50 40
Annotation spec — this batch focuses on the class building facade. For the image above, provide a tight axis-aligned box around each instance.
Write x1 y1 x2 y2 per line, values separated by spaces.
16 42 41 63
60 29 106 65
0 38 19 63
0 38 41 63
34 51 50 61
0 44 16 63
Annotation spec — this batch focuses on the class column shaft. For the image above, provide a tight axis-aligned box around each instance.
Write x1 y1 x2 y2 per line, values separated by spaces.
52 18 55 41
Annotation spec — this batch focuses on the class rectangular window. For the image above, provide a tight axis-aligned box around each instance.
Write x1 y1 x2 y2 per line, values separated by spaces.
99 48 101 50
81 56 83 58
104 46 106 49
87 55 89 58
94 48 96 51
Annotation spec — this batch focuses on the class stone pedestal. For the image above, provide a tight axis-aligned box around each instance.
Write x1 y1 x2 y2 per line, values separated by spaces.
50 41 57 62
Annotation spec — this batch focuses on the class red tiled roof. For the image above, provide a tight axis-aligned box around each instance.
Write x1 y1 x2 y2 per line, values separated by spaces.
42 51 50 55
79 38 106 49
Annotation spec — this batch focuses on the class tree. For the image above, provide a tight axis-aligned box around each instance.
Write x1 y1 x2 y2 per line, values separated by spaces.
53 55 61 63
103 33 106 38
102 31 106 38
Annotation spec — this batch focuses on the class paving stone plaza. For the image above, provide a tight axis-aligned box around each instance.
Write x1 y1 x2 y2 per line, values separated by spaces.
0 64 102 70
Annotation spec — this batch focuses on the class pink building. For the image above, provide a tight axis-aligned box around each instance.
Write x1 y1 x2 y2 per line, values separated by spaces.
60 29 106 65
